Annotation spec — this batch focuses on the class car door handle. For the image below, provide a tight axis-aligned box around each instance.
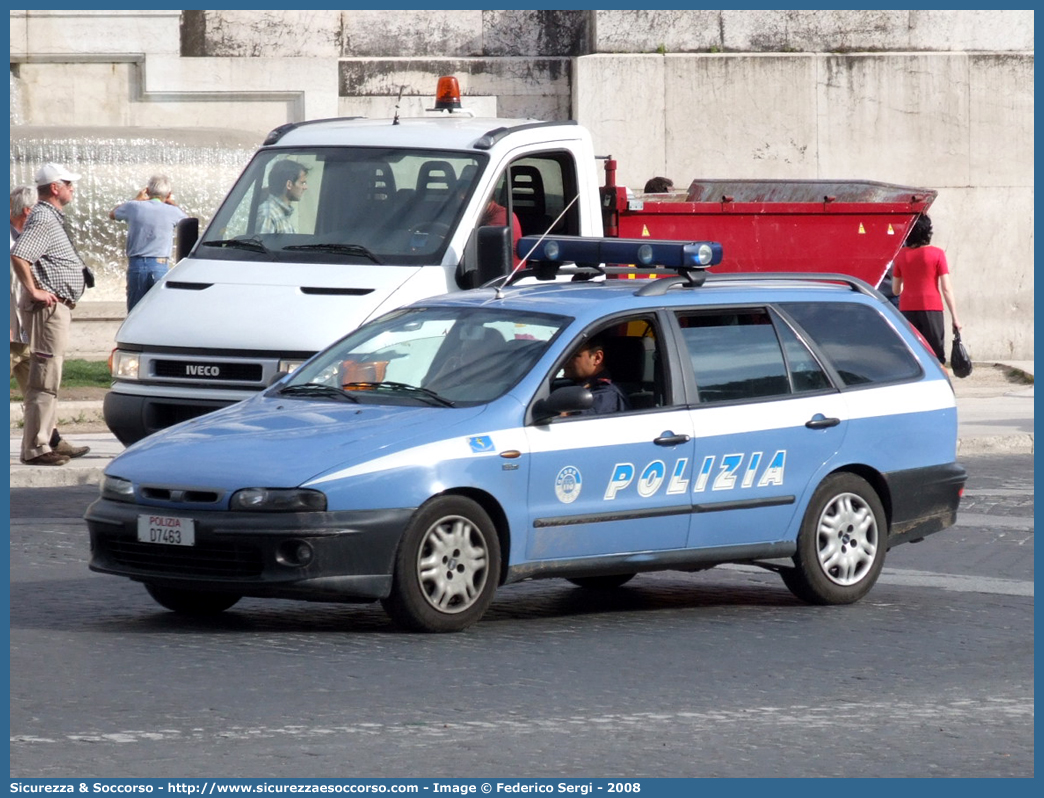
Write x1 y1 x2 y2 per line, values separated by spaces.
654 432 691 446
805 415 841 430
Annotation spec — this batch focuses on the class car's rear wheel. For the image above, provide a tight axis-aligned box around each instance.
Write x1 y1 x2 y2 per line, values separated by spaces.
567 574 636 589
781 473 886 605
144 584 241 615
381 496 500 632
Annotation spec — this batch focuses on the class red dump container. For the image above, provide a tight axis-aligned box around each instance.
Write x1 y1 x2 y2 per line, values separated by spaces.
601 165 936 287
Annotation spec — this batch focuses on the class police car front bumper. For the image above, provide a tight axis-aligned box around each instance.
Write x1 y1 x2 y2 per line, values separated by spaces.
85 498 414 601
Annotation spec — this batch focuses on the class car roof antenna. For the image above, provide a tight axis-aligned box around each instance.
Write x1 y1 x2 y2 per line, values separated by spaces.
392 85 405 126
494 193 580 299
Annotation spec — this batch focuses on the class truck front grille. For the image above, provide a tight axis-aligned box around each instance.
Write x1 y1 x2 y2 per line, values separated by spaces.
153 360 264 382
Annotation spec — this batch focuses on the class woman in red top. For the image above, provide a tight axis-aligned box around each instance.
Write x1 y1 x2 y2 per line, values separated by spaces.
892 214 962 364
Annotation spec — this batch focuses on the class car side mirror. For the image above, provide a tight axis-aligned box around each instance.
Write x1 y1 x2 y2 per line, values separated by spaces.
174 217 199 262
532 385 594 422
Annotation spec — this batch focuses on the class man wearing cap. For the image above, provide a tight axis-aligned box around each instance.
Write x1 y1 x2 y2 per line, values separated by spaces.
11 163 90 466
10 184 88 463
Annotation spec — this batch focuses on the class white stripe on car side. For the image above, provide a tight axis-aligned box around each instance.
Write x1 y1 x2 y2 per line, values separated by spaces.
841 378 955 419
305 379 954 485
672 378 954 440
306 429 531 485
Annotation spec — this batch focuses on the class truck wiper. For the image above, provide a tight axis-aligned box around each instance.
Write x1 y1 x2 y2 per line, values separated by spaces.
283 243 382 263
342 381 455 407
277 383 359 402
200 237 271 254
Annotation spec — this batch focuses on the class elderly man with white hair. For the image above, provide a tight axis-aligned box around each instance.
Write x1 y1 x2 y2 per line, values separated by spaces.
10 184 35 389
109 174 187 311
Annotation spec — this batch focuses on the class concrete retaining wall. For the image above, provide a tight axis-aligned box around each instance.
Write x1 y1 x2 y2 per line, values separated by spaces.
591 10 1033 53
574 51 1034 361
10 10 1034 360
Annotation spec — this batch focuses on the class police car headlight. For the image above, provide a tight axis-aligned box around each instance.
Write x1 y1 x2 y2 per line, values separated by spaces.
229 488 327 512
111 351 140 380
696 244 715 266
100 474 135 502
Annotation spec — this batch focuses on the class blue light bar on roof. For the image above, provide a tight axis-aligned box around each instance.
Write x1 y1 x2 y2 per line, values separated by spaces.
517 235 723 269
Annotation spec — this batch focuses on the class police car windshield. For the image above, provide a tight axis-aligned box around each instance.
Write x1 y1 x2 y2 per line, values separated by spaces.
284 306 569 406
199 147 486 266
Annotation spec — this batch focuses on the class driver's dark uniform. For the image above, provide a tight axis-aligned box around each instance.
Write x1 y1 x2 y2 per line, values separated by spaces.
576 370 630 416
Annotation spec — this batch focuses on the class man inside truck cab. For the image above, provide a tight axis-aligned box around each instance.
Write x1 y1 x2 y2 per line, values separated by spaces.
479 178 522 266
256 159 309 234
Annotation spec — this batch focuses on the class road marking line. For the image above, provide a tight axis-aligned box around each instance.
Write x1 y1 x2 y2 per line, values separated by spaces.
877 568 1034 596
11 697 1031 745
721 563 1033 597
962 488 1034 497
956 513 1034 531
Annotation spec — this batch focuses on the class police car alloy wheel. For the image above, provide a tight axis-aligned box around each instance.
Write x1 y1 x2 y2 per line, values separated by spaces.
782 473 886 605
144 583 242 616
381 497 501 633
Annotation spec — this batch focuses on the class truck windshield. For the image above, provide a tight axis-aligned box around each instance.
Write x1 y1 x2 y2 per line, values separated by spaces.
197 147 486 266
280 306 569 406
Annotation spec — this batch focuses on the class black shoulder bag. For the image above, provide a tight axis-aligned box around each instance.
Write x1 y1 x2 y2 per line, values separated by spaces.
950 327 972 378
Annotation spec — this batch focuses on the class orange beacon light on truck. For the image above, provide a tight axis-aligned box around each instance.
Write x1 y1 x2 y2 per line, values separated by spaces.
434 76 462 111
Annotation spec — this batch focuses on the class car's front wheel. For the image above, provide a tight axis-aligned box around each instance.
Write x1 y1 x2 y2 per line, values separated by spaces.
381 496 501 632
781 473 886 605
144 584 241 615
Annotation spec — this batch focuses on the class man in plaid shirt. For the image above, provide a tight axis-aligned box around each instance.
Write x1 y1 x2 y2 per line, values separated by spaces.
10 163 90 466
10 185 87 463
256 159 308 234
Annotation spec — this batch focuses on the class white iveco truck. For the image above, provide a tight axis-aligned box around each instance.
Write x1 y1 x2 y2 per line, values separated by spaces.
105 78 604 443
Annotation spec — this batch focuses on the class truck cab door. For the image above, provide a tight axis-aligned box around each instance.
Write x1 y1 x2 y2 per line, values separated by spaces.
458 152 582 287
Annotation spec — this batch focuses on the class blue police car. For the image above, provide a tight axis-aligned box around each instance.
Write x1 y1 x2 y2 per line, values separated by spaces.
86 236 966 632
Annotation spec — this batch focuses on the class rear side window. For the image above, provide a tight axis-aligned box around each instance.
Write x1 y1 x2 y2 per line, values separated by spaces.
779 302 922 386
677 309 790 403
773 312 832 393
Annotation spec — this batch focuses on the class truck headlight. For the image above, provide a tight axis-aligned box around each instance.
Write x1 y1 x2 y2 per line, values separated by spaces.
229 488 327 512
278 359 308 373
111 351 141 380
100 474 135 502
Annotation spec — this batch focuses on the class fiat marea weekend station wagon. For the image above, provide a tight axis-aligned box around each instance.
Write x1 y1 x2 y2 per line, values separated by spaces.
86 236 966 632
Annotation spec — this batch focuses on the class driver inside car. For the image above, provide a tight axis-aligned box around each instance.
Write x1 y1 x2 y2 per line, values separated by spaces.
561 335 630 416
